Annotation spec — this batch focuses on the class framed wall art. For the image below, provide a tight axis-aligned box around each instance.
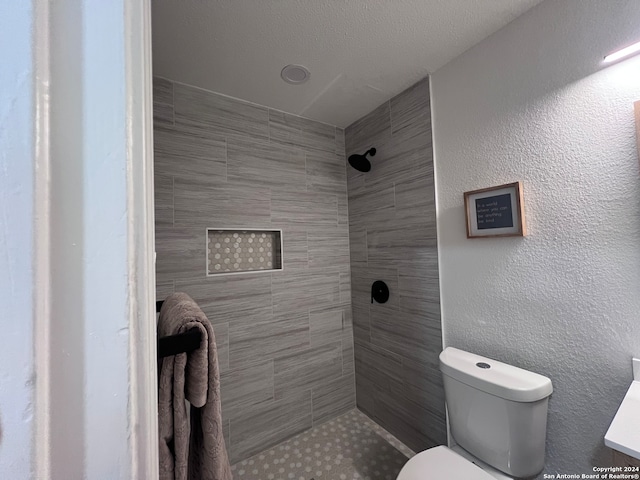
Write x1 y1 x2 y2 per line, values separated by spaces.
464 181 526 238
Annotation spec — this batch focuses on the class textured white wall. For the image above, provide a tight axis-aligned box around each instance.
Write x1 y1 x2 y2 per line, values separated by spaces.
432 0 640 473
0 2 36 478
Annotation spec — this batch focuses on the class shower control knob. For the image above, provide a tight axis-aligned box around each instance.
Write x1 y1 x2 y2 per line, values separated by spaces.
371 280 389 304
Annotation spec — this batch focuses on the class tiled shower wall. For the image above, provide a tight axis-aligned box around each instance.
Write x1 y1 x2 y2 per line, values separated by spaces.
153 77 355 463
345 78 446 451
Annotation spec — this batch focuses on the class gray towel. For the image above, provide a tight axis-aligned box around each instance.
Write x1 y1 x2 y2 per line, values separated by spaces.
158 292 232 480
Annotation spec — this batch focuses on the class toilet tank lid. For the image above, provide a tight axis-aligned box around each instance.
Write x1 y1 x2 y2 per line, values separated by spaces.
439 347 553 402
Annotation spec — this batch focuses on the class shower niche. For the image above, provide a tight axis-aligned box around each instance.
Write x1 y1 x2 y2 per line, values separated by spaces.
206 229 283 276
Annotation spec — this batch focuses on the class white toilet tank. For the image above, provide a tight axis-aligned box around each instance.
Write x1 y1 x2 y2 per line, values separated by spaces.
440 348 553 479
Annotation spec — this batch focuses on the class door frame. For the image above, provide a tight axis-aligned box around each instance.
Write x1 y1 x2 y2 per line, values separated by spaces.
124 0 159 477
31 0 158 477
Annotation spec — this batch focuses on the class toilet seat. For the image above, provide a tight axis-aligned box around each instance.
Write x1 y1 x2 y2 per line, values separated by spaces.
397 446 496 480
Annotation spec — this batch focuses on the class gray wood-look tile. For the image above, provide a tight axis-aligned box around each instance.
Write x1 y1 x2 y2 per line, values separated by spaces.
352 303 370 345
397 247 439 279
221 360 274 420
309 305 343 346
395 246 439 279
389 77 430 136
274 342 343 397
155 272 174 292
277 225 308 271
347 226 367 266
347 194 396 232
153 77 173 106
345 100 391 156
155 227 206 280
269 109 335 154
337 220 350 240
174 176 271 227
362 129 432 189
272 271 340 314
355 375 377 416
335 127 346 155
271 190 337 226
398 272 441 319
344 74 443 454
311 373 355 425
341 325 355 376
336 129 348 227
154 124 227 181
307 227 350 271
366 247 436 272
215 322 230 373
354 341 404 393
154 174 173 227
154 104 174 127
174 275 273 326
394 173 436 228
223 418 231 453
372 388 446 451
341 304 353 328
339 272 352 304
229 390 312 463
174 82 269 141
365 218 435 250
228 311 310 369
155 279 174 301
401 355 445 421
306 151 347 195
338 192 349 225
346 165 366 190
369 305 441 362
153 77 174 125
366 221 436 267
227 136 306 191
347 182 395 218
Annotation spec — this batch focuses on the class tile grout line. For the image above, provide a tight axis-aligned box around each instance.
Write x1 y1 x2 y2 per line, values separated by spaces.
224 135 228 181
171 175 175 227
271 359 276 405
228 418 232 460
170 78 175 126
310 386 314 428
304 152 308 192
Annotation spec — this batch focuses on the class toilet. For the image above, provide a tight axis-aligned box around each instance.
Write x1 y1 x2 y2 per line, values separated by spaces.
397 347 553 479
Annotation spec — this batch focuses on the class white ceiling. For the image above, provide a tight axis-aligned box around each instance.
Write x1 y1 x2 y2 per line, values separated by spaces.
152 0 544 128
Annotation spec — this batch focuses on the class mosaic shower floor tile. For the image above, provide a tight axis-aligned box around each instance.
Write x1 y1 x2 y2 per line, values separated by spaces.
231 409 415 480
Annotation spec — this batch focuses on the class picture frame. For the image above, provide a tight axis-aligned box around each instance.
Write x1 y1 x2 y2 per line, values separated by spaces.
464 181 526 238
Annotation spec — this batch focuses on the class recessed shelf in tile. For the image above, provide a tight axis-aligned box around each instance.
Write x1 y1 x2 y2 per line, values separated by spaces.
207 229 282 275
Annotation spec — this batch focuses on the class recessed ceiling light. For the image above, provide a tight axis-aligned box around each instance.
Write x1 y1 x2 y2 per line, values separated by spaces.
604 41 640 64
281 64 310 84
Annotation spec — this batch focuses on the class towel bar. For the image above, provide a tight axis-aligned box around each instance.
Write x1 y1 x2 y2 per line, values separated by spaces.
156 300 202 358
158 328 201 358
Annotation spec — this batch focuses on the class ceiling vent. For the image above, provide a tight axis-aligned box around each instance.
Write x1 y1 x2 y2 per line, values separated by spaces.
281 64 310 84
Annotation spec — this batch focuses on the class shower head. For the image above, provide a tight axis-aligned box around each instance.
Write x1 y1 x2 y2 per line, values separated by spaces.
348 147 376 173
